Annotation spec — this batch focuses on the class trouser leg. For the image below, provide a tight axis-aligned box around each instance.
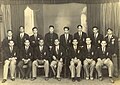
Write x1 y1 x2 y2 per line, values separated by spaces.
10 59 16 79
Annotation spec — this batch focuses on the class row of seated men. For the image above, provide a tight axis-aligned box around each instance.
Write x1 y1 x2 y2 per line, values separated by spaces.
1 25 118 83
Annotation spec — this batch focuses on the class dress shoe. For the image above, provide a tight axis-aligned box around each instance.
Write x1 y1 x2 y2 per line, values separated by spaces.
45 77 49 81
109 77 114 83
90 77 94 80
72 78 75 82
76 77 81 82
31 77 36 81
86 77 89 80
57 78 61 81
99 76 103 81
11 78 15 81
2 79 7 83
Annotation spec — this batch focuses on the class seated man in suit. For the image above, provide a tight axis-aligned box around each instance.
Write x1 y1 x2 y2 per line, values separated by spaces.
90 26 103 48
2 40 18 83
18 39 33 80
69 39 82 82
50 39 65 81
105 28 118 77
16 26 29 49
74 25 87 47
31 39 49 81
83 38 96 80
96 40 114 83
2 30 16 50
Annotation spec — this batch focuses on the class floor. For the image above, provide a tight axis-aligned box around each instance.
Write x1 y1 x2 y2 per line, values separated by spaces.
0 64 120 85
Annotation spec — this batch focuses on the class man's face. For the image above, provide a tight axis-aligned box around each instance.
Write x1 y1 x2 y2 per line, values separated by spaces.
49 27 54 33
93 27 98 34
24 40 30 46
107 29 113 35
39 40 44 46
77 26 82 32
54 39 59 46
72 39 78 45
86 38 91 45
33 28 38 34
64 28 69 34
19 27 24 33
7 31 13 37
101 41 107 47
9 41 14 47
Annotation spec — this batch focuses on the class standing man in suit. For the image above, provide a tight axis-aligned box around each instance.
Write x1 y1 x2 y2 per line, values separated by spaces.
30 27 43 52
74 25 87 47
90 26 103 48
50 39 65 81
69 39 82 82
2 40 18 83
60 27 73 77
17 26 29 49
31 39 49 81
83 38 96 80
105 28 118 77
96 40 114 83
2 30 16 49
45 25 58 53
18 39 33 80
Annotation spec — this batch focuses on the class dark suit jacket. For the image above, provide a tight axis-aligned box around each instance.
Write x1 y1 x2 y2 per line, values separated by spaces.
30 34 43 48
34 45 49 60
51 45 65 60
2 37 16 49
104 35 118 55
74 32 87 46
96 46 112 59
45 32 58 47
19 46 33 60
17 33 29 48
69 46 83 60
82 45 96 60
60 34 73 56
3 46 18 61
90 33 103 48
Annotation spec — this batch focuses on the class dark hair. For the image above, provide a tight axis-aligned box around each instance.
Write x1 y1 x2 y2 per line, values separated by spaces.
32 27 38 31
107 28 113 31
77 25 82 28
92 26 99 30
19 26 24 29
49 25 54 28
7 30 13 33
63 27 69 30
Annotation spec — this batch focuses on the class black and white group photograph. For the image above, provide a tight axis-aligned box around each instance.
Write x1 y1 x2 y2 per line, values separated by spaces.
0 0 120 85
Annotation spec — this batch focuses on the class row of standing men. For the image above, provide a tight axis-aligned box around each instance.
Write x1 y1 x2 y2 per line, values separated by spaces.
1 25 118 83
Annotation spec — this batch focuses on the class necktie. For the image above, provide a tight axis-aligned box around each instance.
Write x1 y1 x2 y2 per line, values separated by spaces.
20 33 23 39
94 33 97 39
10 47 13 53
65 34 68 43
87 45 90 52
56 47 59 54
108 36 111 42
79 32 81 39
40 46 43 52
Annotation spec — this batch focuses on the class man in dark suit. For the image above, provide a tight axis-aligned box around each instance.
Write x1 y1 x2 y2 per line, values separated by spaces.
30 27 43 52
18 39 33 80
105 28 118 77
83 38 96 80
31 39 49 81
50 39 65 81
69 39 82 82
2 40 18 83
74 25 87 47
96 40 114 83
2 30 16 49
44 25 58 51
60 27 73 77
17 26 29 49
90 26 103 48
